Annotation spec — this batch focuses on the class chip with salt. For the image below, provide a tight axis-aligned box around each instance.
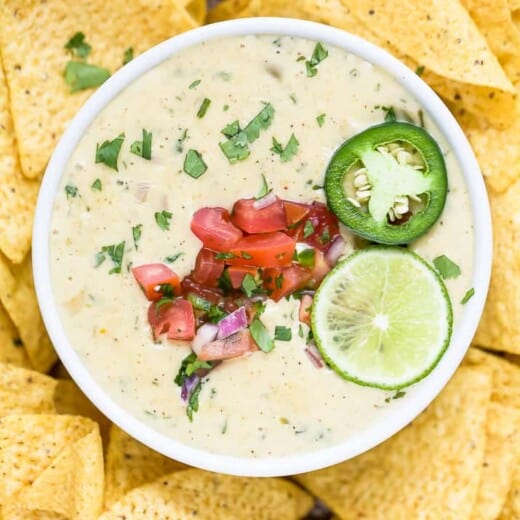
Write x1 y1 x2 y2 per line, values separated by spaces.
0 415 103 519
0 254 57 371
100 468 313 519
0 303 31 368
0 363 56 416
104 425 186 508
473 179 520 354
295 366 491 519
0 0 198 180
0 53 39 263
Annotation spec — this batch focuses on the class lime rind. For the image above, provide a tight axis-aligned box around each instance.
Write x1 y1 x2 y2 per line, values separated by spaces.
311 247 453 390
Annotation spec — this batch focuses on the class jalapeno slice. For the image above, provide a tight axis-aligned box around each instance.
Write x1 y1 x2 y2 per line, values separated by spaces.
325 122 448 245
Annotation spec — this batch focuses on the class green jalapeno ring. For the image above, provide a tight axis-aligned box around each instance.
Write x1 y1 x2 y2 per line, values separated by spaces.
325 122 448 245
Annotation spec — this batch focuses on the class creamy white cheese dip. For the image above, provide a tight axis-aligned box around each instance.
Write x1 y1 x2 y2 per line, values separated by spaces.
50 35 474 458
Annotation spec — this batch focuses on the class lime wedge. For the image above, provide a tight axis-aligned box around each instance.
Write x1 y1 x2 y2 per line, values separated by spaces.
312 247 452 389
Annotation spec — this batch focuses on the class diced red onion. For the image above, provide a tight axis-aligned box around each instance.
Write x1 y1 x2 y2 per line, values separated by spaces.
181 374 199 402
217 306 248 339
299 294 313 326
325 235 346 266
305 343 324 368
192 323 219 354
253 192 277 210
135 182 151 202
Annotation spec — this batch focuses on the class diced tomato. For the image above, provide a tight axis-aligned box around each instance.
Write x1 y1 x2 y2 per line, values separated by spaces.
132 263 181 302
227 266 259 289
308 249 331 287
264 265 311 301
147 298 195 341
299 294 313 326
193 329 257 361
192 249 225 288
286 201 340 251
228 232 296 268
231 197 287 234
283 200 310 227
190 207 243 252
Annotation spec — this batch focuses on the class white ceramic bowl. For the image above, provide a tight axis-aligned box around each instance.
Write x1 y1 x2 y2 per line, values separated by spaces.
33 17 492 477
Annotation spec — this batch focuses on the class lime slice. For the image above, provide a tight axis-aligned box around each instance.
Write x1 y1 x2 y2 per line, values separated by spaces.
311 247 452 389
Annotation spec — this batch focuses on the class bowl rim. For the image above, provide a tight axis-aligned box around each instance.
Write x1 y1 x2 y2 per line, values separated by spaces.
33 17 492 477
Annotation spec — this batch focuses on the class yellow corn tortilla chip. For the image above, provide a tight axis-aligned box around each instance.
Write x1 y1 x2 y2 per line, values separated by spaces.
207 0 253 22
473 179 520 354
54 379 110 445
499 466 520 519
0 0 198 180
461 0 520 84
12 428 104 520
100 468 313 519
104 425 186 508
0 52 39 263
0 363 56 415
0 508 67 519
471 403 520 520
0 254 57 371
295 366 492 519
183 0 207 24
0 303 31 368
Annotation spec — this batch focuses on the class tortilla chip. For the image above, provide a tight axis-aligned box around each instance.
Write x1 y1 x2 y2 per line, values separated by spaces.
296 366 491 519
0 363 56 415
0 508 67 519
471 403 520 520
104 425 186 508
461 0 520 84
0 50 39 263
473 179 520 354
0 254 57 371
0 0 198 180
183 0 207 24
100 468 313 519
207 0 253 22
0 303 31 368
499 466 520 519
54 379 110 445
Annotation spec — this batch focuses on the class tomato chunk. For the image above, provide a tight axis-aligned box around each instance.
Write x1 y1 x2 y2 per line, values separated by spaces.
191 207 243 252
193 329 257 361
227 266 259 289
264 265 311 301
132 263 181 301
287 202 340 251
192 249 225 288
228 232 296 268
283 200 310 227
147 298 195 341
231 197 287 234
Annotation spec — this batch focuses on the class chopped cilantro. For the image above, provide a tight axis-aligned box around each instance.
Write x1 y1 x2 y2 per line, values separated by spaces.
305 42 328 77
275 273 284 289
219 139 250 163
221 120 241 138
196 97 211 118
187 293 212 312
65 184 78 198
123 47 134 65
385 390 406 403
270 133 299 162
460 288 475 304
433 255 461 280
217 269 233 295
95 241 125 274
295 248 315 268
274 326 292 341
215 252 236 260
303 220 315 239
64 32 91 59
95 133 124 171
316 113 326 127
91 178 102 191
130 129 152 160
250 317 275 353
298 324 304 338
183 149 207 178
290 93 297 104
240 251 253 260
165 253 182 263
382 106 397 122
132 224 142 250
243 103 275 142
64 61 110 93
189 79 201 89
241 273 260 297
256 174 271 199
186 380 202 421
155 210 172 231
415 65 425 76
319 228 331 244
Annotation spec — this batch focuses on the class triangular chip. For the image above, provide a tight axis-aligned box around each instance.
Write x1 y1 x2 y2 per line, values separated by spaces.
0 507 67 519
0 254 57 371
0 58 39 263
295 366 492 519
13 428 104 520
471 403 520 520
100 468 313 519
0 303 31 368
499 466 520 519
0 363 56 415
183 0 207 24
104 425 186 508
0 0 198 179
0 415 95 502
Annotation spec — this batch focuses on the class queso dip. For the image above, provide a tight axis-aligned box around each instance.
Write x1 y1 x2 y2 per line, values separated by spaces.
50 35 474 458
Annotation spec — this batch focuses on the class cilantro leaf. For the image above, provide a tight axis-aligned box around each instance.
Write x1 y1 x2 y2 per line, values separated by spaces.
165 253 182 263
95 241 125 274
243 103 275 143
415 65 425 77
91 178 102 191
122 47 134 65
219 138 250 163
95 133 124 171
241 273 260 297
433 255 461 280
382 106 397 122
196 98 211 118
305 42 328 77
65 185 78 198
316 113 326 127
303 220 315 238
64 32 91 59
64 61 110 93
460 288 475 304
256 174 271 199
221 120 241 138
130 129 152 160
155 210 172 231
271 133 299 162
183 149 207 178
274 326 292 341
189 79 201 89
270 137 283 155
186 380 202 421
250 317 275 353
295 248 316 268
132 224 142 250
